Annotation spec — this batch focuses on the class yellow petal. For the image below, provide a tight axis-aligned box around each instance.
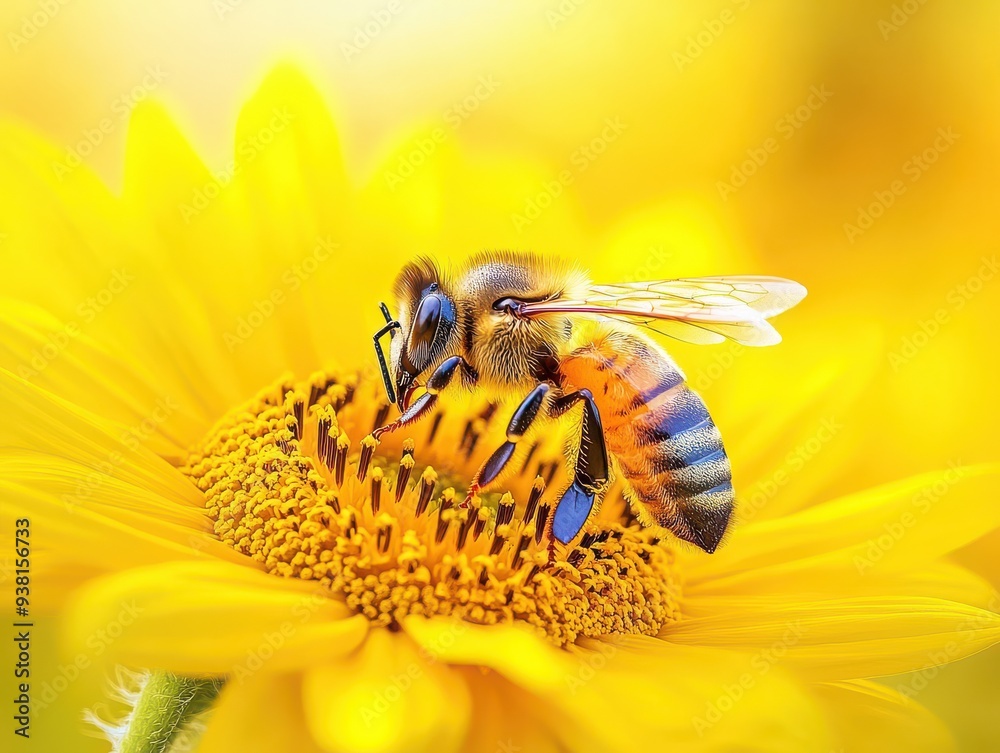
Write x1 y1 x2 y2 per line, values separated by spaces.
0 368 203 507
689 464 1000 590
0 121 242 423
457 667 562 753
302 628 470 753
404 617 835 751
684 559 998 613
0 476 245 610
0 123 130 319
663 594 1000 681
124 68 361 380
200 673 324 753
65 560 367 675
722 326 882 524
818 680 955 753
0 300 204 456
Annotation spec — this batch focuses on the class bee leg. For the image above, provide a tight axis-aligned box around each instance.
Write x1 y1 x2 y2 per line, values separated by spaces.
373 355 476 440
549 390 610 544
462 383 552 507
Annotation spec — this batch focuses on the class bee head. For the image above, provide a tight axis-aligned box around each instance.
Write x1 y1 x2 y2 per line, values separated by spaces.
375 258 458 410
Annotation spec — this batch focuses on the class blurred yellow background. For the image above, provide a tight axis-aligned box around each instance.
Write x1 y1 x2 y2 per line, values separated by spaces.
1 0 997 750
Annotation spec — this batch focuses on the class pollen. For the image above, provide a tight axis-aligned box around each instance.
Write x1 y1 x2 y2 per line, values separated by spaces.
181 371 682 647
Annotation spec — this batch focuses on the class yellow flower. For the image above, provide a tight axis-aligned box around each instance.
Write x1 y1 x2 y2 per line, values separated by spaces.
1 66 999 752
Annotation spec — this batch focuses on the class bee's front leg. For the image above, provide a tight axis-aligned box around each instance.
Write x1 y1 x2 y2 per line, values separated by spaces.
549 389 610 544
462 382 553 507
373 355 477 440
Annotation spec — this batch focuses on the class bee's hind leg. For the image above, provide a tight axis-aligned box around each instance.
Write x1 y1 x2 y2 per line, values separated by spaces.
462 383 552 507
549 390 610 544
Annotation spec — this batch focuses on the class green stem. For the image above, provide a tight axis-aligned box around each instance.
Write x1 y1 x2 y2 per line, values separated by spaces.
120 672 223 753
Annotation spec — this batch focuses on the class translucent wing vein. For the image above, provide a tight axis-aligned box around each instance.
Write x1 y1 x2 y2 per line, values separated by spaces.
520 276 806 347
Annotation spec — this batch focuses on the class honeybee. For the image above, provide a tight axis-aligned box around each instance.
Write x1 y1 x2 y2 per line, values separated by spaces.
372 252 806 553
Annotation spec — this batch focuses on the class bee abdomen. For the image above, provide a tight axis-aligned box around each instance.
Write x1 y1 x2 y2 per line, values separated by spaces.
618 382 734 551
561 329 734 552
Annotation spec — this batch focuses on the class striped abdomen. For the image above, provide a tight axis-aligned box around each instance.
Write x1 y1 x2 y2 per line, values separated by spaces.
560 329 734 552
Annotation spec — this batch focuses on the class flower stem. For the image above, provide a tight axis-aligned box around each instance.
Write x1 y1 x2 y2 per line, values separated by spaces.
120 672 223 753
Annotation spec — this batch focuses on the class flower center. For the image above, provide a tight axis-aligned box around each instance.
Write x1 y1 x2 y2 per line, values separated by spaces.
181 371 682 647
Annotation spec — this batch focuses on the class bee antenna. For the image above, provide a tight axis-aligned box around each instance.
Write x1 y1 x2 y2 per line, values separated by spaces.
373 302 402 404
379 301 394 324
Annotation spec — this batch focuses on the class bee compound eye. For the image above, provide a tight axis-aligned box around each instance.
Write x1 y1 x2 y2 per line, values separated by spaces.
406 293 443 370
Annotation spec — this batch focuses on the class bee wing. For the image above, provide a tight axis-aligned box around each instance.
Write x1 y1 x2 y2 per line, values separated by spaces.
519 276 807 346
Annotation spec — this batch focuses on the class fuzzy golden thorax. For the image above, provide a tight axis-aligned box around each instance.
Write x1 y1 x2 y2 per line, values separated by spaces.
391 252 589 396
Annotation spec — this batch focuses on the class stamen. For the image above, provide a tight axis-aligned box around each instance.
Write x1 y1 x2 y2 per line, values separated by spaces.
334 432 349 487
496 493 516 529
182 371 682 646
512 524 534 567
489 528 508 557
415 467 437 516
455 508 474 550
370 468 383 513
473 503 489 541
377 522 393 553
307 378 324 408
535 502 551 543
317 406 339 470
293 399 304 438
372 403 391 434
435 507 453 544
395 453 415 503
524 476 544 526
356 434 377 481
